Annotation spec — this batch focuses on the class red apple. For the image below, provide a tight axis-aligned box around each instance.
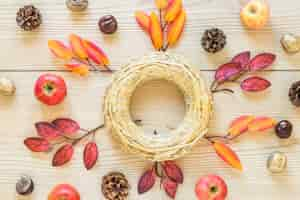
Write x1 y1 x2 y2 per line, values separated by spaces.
34 74 67 105
195 174 228 200
48 184 80 200
240 0 270 30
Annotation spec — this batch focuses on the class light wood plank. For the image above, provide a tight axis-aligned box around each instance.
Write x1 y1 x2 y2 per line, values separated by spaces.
0 71 300 199
1 0 300 199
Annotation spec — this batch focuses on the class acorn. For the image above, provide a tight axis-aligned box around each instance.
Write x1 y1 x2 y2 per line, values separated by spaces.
280 33 300 54
267 151 287 173
16 175 34 195
66 0 88 12
0 77 16 96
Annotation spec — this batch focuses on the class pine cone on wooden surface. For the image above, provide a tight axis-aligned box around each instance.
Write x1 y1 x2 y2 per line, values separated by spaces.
201 28 226 53
16 5 42 31
101 172 130 200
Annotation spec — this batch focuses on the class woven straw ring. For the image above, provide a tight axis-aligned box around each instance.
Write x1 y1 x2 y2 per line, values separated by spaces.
104 52 213 161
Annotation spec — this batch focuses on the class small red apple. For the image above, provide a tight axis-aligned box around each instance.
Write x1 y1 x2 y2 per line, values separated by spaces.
195 174 228 200
240 0 270 30
48 184 80 200
34 74 67 106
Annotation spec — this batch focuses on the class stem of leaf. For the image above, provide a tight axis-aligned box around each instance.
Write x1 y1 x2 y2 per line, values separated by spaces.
87 59 114 73
211 88 234 94
72 124 105 146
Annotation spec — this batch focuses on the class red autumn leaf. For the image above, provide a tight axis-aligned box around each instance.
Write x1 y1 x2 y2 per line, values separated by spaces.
83 142 98 170
248 53 276 71
52 118 80 135
138 168 156 194
215 62 242 83
24 137 51 152
52 144 74 167
162 178 178 199
162 161 183 184
240 76 271 92
231 51 251 70
35 122 61 140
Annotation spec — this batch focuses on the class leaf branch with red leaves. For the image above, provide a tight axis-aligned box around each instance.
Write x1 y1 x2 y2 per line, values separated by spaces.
24 118 103 170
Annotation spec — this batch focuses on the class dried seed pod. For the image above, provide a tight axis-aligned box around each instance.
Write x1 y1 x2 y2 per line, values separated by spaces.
0 77 16 96
280 33 300 54
102 172 130 200
16 175 34 195
66 0 88 11
267 151 287 173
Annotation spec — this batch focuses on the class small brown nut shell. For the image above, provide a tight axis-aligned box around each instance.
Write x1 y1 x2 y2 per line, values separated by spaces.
267 151 287 173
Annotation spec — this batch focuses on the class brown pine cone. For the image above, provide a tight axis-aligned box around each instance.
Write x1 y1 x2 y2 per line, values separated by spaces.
102 172 130 200
201 28 226 53
16 5 42 31
289 81 300 106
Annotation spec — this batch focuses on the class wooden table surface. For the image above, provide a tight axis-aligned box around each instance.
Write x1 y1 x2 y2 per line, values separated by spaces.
1 0 300 199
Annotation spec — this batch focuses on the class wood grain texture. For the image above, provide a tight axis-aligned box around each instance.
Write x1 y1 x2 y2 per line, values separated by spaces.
0 0 300 199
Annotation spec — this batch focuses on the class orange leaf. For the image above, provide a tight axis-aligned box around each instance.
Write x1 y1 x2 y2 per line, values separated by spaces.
167 9 186 46
213 141 243 171
82 39 110 67
65 63 90 76
48 40 73 60
150 12 163 50
69 34 88 60
248 117 277 132
155 0 168 9
228 115 255 137
165 0 182 23
135 11 150 33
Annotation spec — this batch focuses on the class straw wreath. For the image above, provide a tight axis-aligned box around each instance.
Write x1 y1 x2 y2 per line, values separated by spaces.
104 52 213 161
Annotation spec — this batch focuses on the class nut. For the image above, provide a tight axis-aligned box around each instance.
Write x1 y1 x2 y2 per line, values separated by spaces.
267 151 287 173
16 175 34 195
98 15 118 34
280 33 300 54
66 0 88 11
0 77 16 96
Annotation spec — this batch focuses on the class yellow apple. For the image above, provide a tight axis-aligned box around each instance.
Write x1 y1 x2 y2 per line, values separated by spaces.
240 0 270 30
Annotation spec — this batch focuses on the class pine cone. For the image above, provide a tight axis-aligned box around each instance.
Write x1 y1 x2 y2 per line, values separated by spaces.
201 28 226 53
289 81 300 106
102 172 130 200
16 5 42 31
